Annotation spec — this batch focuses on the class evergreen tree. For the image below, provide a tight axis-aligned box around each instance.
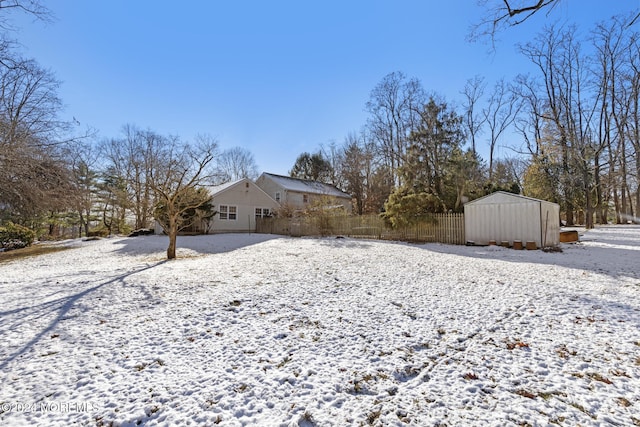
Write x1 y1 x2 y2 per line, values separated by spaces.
289 152 333 183
382 98 466 225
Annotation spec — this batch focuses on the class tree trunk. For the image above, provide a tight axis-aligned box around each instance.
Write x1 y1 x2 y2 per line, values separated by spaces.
167 215 177 260
626 186 635 222
167 231 177 260
594 155 605 224
584 167 593 229
78 210 85 238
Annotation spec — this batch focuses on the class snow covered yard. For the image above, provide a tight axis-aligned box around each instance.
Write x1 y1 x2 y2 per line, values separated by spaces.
0 227 639 427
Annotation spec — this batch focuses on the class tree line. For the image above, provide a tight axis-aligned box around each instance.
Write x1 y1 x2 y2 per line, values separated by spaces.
289 14 640 228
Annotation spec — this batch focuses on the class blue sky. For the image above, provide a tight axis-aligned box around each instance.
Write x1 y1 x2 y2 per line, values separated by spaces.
11 1 635 175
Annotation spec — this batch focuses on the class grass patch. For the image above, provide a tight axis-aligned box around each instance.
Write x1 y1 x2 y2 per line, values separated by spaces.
616 397 632 407
366 409 382 425
538 390 566 400
515 389 536 399
587 372 613 385
567 401 596 419
0 244 72 263
556 344 577 358
463 372 479 381
505 339 530 350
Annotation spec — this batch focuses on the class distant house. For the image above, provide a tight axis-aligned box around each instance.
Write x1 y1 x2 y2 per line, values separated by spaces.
154 178 280 235
255 172 352 214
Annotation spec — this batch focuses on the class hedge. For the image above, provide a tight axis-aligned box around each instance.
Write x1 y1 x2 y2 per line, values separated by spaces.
0 222 36 251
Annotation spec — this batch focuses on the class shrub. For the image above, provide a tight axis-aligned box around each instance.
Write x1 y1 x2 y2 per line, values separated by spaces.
0 222 36 250
87 228 109 237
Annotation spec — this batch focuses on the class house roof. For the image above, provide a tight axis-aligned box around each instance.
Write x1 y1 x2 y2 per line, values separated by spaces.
260 173 351 199
205 179 246 196
205 178 280 205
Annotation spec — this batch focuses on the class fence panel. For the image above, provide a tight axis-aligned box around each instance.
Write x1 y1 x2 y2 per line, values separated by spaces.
257 213 465 245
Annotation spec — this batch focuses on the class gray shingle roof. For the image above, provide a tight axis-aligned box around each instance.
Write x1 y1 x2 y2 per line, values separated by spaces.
261 173 351 199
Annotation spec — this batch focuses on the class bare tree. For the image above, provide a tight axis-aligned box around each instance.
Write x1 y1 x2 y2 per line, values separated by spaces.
70 141 100 237
625 24 640 222
338 130 390 215
365 71 425 186
461 75 487 155
0 1 52 68
519 25 603 226
319 140 344 188
513 74 545 156
339 133 367 215
592 16 632 224
151 134 218 260
96 165 130 235
0 55 75 221
483 78 519 180
471 1 639 46
0 0 50 26
519 26 576 223
470 0 561 44
214 146 259 183
100 125 163 230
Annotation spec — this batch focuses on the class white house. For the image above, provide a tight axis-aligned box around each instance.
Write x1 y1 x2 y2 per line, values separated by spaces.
464 191 560 248
255 172 352 214
154 178 280 235
207 178 281 233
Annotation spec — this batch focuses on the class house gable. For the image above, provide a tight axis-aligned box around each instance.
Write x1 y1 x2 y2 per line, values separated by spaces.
206 178 280 233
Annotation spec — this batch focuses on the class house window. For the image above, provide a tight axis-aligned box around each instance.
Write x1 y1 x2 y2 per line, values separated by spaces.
219 205 237 221
255 208 271 219
275 192 281 202
303 194 309 203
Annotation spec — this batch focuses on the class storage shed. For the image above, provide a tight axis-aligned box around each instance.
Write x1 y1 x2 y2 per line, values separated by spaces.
464 192 560 248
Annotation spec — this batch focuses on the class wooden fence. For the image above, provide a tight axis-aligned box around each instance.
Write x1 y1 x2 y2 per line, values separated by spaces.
256 213 465 245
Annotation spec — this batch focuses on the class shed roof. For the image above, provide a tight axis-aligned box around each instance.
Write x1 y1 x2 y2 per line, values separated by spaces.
465 191 558 206
260 173 351 199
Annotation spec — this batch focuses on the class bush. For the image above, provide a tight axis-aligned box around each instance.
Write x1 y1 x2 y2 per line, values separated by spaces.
87 228 109 238
0 222 36 250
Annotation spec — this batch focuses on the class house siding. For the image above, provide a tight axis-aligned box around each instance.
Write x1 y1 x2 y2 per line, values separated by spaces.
210 179 280 233
255 175 281 204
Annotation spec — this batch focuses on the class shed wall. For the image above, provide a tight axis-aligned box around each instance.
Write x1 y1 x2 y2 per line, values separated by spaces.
540 202 560 246
465 201 542 246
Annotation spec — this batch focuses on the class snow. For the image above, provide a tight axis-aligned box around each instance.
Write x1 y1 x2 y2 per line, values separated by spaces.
0 226 639 426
